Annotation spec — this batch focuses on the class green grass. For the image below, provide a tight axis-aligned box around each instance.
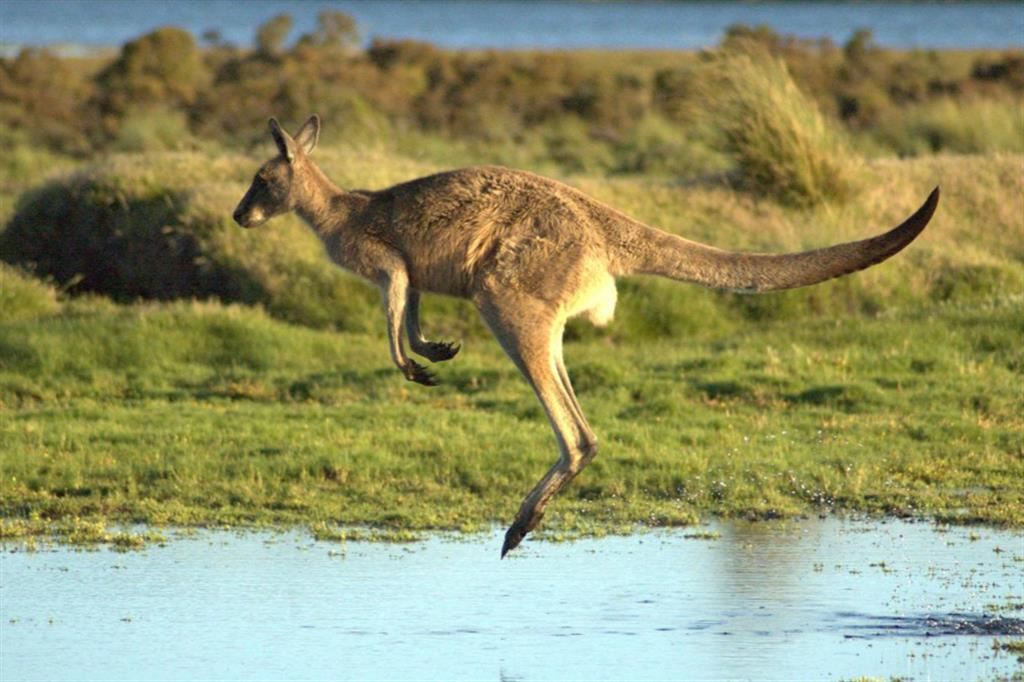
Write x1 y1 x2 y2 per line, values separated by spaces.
2 292 1021 547
0 263 60 323
0 117 1021 548
2 33 1023 553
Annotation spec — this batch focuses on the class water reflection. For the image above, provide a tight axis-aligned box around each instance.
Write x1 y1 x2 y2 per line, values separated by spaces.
2 519 1022 681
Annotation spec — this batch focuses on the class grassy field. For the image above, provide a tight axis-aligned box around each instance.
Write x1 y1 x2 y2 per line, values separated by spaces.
1 33 1022 547
1 292 1021 546
1 145 1022 547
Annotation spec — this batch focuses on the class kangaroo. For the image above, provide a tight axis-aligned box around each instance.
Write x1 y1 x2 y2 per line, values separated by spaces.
233 115 939 556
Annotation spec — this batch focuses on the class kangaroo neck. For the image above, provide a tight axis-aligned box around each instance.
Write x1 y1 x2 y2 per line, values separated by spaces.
292 159 363 235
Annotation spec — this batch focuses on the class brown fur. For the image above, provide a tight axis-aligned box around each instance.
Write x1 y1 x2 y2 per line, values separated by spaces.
234 115 939 556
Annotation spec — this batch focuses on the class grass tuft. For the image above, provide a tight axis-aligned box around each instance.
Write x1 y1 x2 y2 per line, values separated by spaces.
703 44 858 207
0 263 61 323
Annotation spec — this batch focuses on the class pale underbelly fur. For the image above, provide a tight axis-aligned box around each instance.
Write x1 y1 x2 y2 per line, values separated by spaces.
564 271 617 327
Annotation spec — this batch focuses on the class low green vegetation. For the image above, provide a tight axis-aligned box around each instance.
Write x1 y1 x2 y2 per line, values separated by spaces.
0 264 60 323
3 148 1020 338
2 147 1022 547
1 24 1022 548
1 291 1020 546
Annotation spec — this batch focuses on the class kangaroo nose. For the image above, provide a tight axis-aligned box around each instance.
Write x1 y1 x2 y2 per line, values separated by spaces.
232 208 246 226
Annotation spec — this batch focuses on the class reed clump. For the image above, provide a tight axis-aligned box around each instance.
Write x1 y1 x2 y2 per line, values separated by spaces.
702 45 858 206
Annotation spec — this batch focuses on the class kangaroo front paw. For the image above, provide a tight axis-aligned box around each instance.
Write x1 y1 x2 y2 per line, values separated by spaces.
402 360 438 386
419 340 461 363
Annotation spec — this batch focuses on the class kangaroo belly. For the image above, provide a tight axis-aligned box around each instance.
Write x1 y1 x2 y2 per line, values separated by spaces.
565 271 617 327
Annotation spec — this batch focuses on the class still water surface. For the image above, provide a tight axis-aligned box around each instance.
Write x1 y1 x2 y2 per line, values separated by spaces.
3 519 1022 681
1 0 1022 51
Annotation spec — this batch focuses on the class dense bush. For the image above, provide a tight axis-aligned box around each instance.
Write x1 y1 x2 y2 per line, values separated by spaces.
0 153 378 331
0 48 95 154
94 28 210 136
255 14 293 58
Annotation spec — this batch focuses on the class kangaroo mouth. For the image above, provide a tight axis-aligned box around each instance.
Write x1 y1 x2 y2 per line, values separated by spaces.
232 209 265 229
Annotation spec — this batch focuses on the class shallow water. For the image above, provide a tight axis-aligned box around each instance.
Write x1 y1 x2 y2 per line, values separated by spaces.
2 519 1022 681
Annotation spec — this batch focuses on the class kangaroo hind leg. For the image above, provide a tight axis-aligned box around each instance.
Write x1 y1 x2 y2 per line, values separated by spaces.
477 294 598 557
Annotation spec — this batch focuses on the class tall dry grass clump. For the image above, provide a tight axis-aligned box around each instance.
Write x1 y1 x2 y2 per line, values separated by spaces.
703 45 858 207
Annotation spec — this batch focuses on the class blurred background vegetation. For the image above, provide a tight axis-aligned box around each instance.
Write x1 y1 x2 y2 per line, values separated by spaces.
3 13 1022 167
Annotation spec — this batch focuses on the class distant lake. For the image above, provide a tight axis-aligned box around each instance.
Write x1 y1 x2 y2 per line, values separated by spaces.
1 1 1022 53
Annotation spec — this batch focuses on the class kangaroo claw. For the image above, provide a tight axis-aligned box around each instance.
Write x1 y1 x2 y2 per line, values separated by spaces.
500 509 544 558
403 360 437 386
501 522 528 558
421 340 461 363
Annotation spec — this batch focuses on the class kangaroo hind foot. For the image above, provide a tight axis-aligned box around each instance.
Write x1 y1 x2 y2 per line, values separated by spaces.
402 359 438 386
412 339 461 364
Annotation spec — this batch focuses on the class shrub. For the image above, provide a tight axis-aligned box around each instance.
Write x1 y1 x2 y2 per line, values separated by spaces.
610 115 724 177
971 53 1024 91
296 10 361 52
540 117 614 174
0 20 1022 171
0 152 377 330
701 45 858 206
94 28 210 135
255 14 293 58
0 48 94 153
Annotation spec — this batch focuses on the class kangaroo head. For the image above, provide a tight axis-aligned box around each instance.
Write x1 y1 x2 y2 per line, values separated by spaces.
233 115 320 228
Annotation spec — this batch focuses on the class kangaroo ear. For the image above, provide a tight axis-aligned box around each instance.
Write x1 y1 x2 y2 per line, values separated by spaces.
269 117 297 162
293 114 320 156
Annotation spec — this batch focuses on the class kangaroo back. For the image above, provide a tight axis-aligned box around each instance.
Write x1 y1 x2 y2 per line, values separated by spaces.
619 188 939 292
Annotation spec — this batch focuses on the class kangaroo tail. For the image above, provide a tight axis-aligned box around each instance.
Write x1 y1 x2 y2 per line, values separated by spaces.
619 187 939 292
